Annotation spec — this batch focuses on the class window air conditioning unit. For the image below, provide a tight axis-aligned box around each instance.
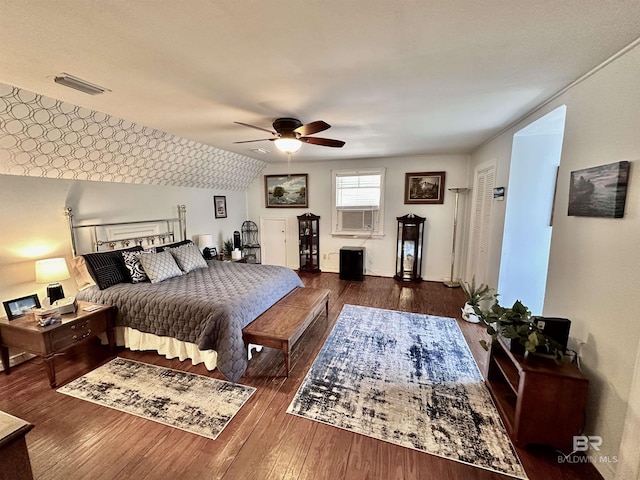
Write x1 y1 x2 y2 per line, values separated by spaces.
341 210 374 231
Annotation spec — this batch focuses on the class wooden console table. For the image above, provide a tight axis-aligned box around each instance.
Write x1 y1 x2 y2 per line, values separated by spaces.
0 301 115 387
485 337 588 451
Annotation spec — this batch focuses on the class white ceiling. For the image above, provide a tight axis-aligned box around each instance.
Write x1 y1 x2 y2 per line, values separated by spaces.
1 1 639 164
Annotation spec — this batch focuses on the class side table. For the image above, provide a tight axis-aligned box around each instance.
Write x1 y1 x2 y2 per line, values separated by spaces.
0 411 34 480
0 301 115 388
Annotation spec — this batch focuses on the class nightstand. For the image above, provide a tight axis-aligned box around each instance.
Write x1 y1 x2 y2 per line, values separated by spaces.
0 411 34 480
0 301 115 388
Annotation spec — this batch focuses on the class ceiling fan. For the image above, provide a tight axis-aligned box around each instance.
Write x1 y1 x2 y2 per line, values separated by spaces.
234 117 345 153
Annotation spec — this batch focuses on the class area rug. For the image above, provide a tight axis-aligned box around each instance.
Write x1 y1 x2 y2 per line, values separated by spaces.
57 357 255 439
287 304 527 479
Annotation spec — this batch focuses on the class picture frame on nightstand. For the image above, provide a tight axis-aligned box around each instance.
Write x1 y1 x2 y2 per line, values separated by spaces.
3 294 41 321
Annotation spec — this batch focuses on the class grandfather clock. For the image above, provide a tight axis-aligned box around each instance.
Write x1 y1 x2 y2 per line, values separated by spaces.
395 213 425 282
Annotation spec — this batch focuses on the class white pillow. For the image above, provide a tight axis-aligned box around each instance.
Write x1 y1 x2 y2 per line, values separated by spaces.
169 243 208 273
138 251 183 284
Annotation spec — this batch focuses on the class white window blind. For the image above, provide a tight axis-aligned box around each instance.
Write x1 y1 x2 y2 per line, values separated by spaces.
335 174 381 210
332 168 385 236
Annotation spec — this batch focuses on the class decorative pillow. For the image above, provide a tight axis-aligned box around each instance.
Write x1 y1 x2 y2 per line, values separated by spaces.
69 256 96 291
122 250 148 283
138 251 183 284
155 239 193 253
169 243 208 273
83 246 144 290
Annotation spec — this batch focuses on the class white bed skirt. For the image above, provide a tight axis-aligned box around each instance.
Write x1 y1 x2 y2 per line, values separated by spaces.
101 326 219 371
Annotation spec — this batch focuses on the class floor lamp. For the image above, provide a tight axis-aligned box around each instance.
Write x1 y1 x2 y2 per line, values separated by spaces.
444 187 469 288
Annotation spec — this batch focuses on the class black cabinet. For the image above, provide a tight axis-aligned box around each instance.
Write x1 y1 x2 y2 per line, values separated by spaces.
395 213 425 282
297 213 320 273
339 247 365 281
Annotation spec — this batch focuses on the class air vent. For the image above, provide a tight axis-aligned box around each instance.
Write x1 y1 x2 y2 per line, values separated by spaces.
53 73 110 95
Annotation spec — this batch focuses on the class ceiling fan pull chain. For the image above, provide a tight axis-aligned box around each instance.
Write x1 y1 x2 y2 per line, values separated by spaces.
287 153 292 178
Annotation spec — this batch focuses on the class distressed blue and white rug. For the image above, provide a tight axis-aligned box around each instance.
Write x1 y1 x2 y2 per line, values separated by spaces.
58 357 255 439
287 304 527 479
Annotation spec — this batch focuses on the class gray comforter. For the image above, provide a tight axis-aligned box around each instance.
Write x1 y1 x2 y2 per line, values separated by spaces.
76 260 303 382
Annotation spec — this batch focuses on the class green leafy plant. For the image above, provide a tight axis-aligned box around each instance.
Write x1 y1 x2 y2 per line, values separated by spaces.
222 238 234 258
474 299 563 359
460 277 497 307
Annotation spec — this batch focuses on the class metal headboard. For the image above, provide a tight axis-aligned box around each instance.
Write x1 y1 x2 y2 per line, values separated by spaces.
65 205 187 256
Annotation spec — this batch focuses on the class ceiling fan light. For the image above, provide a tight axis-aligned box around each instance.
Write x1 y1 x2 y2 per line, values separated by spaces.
274 138 302 154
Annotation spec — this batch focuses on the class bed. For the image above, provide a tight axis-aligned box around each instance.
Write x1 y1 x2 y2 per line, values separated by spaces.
67 205 303 382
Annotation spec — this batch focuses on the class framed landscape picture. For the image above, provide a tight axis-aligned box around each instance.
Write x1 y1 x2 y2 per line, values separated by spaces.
568 161 630 218
265 174 308 208
214 196 227 218
404 171 446 204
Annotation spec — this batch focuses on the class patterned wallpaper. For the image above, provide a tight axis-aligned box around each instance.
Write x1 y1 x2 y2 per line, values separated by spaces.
0 82 267 190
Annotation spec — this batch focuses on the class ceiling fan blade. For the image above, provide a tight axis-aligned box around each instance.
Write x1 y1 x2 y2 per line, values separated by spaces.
234 121 276 135
300 136 345 148
233 138 272 144
294 120 331 136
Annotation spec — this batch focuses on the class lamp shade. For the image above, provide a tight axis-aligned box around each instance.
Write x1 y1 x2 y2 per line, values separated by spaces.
35 258 70 284
274 137 302 154
197 234 214 248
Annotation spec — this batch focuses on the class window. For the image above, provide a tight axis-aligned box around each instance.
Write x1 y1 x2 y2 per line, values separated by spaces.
332 168 385 237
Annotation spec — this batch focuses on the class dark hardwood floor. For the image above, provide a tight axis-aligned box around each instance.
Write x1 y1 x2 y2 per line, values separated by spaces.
0 273 602 480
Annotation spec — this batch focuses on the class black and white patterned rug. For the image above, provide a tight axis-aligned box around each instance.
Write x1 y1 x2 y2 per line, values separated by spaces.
58 358 255 440
287 304 527 479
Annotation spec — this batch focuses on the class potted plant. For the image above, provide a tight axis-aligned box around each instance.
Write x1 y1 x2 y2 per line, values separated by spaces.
222 238 234 259
474 299 563 359
460 277 497 323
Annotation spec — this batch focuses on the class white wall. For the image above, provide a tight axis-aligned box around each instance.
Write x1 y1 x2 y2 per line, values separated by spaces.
247 154 469 280
0 173 247 304
467 44 640 479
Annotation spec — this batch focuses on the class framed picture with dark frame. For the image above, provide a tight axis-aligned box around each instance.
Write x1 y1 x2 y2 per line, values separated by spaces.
404 171 446 204
568 161 630 218
214 196 227 218
3 294 41 320
265 174 308 208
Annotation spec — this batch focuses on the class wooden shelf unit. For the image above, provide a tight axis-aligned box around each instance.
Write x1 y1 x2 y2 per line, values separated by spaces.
485 337 589 451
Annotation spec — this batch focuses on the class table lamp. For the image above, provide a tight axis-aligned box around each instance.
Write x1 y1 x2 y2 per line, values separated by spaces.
35 258 70 304
197 234 215 259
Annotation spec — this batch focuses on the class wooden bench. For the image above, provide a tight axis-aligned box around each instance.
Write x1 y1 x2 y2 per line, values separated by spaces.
242 287 330 375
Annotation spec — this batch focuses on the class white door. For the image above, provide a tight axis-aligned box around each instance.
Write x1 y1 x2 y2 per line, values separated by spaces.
260 217 287 267
465 162 495 285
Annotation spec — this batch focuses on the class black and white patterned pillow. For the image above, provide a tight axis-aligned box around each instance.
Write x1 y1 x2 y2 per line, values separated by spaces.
169 243 208 273
137 251 183 284
122 250 148 283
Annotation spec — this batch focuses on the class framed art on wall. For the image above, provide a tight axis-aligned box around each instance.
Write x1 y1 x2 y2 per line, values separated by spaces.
3 294 41 320
265 174 308 208
404 171 446 204
214 196 227 218
568 161 630 218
